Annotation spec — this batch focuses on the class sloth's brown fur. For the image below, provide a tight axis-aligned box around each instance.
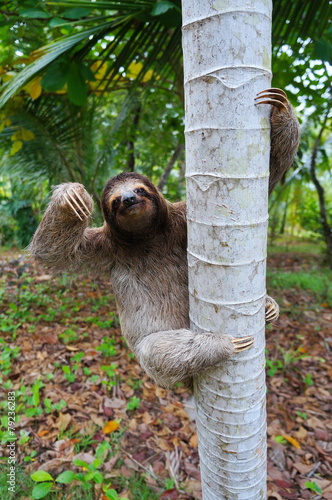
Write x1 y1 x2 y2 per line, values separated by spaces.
30 95 300 390
268 101 300 193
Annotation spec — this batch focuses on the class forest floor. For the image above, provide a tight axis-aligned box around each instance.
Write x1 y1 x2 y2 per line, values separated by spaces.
0 248 331 500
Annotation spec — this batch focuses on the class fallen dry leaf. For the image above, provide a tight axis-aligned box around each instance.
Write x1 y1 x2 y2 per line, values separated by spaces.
283 435 301 449
189 433 198 447
103 420 120 434
54 413 72 431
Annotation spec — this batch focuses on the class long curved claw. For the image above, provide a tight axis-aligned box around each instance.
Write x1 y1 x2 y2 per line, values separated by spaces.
232 336 254 353
64 188 92 221
255 98 288 110
257 88 287 98
265 296 280 323
255 88 289 110
64 192 83 220
67 190 92 217
76 193 92 216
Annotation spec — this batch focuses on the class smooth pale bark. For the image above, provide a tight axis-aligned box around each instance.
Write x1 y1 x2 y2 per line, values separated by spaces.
182 1 272 498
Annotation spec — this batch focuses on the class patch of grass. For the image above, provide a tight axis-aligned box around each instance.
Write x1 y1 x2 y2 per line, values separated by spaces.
266 345 309 377
0 340 20 380
268 236 325 255
97 337 118 357
0 463 131 500
0 465 35 499
119 474 159 500
267 269 332 305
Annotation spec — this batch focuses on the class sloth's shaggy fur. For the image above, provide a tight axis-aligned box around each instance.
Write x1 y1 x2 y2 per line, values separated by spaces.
268 98 300 193
30 92 300 389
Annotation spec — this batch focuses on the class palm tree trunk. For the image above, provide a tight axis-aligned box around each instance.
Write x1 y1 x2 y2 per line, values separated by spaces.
182 0 272 497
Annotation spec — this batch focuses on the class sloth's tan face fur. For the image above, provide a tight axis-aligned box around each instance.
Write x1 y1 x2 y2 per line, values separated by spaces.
104 179 159 234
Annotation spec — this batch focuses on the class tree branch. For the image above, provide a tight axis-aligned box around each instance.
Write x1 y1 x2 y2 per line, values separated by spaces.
157 142 184 190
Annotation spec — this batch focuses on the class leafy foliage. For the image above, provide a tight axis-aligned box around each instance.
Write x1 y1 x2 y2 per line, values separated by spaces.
273 0 331 61
0 177 43 247
0 0 183 106
0 0 330 105
0 84 184 234
0 0 331 258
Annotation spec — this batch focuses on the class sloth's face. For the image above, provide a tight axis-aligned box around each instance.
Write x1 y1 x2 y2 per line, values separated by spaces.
103 177 161 236
109 181 150 216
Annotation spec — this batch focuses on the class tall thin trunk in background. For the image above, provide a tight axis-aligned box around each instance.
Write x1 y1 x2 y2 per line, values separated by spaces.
126 101 142 172
158 143 185 190
182 0 272 498
310 111 332 268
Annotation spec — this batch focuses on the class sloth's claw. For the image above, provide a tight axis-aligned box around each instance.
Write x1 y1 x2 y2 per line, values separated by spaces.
265 295 280 323
232 335 254 353
64 192 83 221
73 192 92 216
64 189 91 220
255 88 289 110
257 88 287 98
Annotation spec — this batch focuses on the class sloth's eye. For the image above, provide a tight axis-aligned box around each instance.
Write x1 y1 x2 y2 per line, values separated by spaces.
113 197 121 208
134 187 145 195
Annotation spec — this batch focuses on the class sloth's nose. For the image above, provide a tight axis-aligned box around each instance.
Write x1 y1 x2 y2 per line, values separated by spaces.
121 191 137 207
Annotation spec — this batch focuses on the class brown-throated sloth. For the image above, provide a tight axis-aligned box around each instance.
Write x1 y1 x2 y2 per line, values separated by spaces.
30 89 300 390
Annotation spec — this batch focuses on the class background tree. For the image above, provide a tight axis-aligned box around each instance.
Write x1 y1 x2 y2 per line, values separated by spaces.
269 45 331 260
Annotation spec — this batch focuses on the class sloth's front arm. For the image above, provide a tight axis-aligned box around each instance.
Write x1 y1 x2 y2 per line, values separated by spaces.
29 183 110 273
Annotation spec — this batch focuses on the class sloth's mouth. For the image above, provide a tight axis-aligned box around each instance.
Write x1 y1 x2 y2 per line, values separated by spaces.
121 200 144 213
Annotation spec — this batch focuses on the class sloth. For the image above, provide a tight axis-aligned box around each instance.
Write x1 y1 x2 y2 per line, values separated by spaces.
30 89 300 390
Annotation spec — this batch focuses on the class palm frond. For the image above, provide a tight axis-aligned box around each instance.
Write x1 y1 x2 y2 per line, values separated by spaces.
273 0 331 46
0 22 117 105
47 1 153 9
0 90 141 192
0 0 330 108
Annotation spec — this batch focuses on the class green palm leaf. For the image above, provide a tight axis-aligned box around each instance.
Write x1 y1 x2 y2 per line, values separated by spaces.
0 0 330 107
